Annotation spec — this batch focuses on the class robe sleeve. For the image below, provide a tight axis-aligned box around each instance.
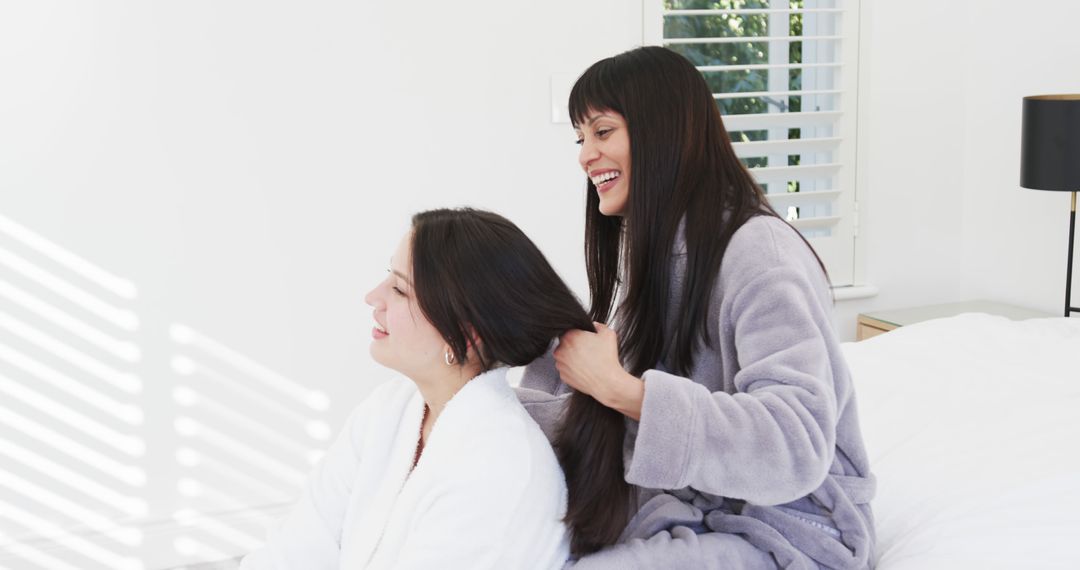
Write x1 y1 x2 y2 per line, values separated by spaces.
240 389 382 569
624 264 838 506
515 346 572 444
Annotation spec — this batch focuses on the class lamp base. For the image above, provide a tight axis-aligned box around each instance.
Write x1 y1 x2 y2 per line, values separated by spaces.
1067 192 1077 317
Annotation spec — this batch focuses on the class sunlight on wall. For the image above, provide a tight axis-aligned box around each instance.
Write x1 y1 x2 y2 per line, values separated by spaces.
0 213 333 568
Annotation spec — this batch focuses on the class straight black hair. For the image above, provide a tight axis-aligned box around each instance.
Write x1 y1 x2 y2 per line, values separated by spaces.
569 45 832 378
556 46 834 554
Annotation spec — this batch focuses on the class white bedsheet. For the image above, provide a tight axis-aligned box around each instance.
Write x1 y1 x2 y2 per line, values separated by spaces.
841 313 1080 569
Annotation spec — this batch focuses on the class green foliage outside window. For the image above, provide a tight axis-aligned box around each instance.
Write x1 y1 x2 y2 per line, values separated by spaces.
663 0 806 196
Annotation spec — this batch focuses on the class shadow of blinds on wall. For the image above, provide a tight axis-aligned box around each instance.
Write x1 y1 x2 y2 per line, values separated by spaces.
645 0 859 286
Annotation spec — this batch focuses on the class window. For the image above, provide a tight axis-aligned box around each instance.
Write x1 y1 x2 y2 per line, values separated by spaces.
645 0 860 286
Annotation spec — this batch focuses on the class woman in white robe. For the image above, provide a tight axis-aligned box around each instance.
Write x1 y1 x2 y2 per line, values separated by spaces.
242 208 589 569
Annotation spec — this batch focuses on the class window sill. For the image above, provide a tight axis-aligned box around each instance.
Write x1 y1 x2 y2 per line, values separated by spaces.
832 284 879 302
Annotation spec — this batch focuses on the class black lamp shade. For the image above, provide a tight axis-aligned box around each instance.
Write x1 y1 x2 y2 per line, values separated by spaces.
1020 94 1080 192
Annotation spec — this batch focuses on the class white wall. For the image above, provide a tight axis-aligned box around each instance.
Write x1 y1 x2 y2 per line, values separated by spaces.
0 2 640 568
832 0 1080 340
3 0 1079 567
959 3 1080 315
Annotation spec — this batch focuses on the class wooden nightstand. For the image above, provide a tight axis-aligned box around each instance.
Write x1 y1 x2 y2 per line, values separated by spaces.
856 300 1055 341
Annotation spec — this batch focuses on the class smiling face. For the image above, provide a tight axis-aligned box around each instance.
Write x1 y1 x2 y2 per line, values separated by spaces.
575 108 631 216
363 231 450 379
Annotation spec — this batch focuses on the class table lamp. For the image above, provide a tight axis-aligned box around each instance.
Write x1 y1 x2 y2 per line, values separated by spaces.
1020 94 1080 317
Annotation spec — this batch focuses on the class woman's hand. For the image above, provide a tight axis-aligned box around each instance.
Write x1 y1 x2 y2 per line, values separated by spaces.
553 322 645 420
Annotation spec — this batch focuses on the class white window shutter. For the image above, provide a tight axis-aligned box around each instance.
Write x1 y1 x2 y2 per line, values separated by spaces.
644 0 859 286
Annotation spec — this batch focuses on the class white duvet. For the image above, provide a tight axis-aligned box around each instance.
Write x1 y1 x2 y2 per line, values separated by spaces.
841 313 1080 569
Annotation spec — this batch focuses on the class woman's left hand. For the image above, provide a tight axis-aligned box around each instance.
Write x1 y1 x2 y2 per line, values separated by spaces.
553 322 644 419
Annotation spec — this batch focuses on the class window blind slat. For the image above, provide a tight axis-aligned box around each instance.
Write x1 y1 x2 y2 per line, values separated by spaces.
697 62 840 72
664 9 844 16
748 163 840 183
664 35 841 45
764 189 842 208
733 137 841 158
714 89 841 100
722 111 841 131
788 216 841 231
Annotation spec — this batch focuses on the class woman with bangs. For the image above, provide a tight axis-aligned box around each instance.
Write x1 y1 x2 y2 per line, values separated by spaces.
516 46 876 569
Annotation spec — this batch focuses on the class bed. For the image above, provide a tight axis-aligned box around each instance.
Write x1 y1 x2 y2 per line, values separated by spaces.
843 312 1080 569
165 313 1080 570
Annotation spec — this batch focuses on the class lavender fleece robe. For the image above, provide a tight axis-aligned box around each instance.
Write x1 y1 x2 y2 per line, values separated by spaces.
516 214 876 570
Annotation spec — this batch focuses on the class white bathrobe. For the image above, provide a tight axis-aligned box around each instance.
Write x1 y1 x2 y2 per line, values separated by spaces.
241 367 570 570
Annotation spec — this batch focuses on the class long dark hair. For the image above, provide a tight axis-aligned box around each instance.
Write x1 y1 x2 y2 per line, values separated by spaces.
553 46 835 554
410 207 593 370
569 46 832 376
410 207 630 555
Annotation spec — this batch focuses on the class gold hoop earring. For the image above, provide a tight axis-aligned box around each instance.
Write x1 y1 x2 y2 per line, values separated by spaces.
444 350 456 366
